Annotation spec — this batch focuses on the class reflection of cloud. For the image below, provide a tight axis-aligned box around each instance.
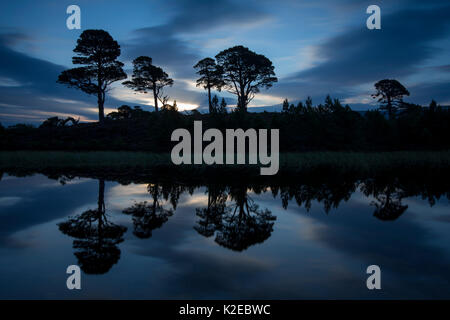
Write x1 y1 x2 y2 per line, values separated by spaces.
404 197 450 217
108 183 149 198
434 215 450 223
0 196 22 207
125 191 274 297
108 183 176 212
0 176 99 246
153 249 273 298
303 192 450 297
179 193 208 206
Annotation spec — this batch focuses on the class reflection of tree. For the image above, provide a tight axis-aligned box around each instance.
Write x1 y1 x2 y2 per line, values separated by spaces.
275 180 356 213
156 182 186 210
272 176 412 221
362 178 408 221
122 183 174 239
194 185 228 237
372 192 408 221
217 186 276 251
58 179 126 274
195 185 276 251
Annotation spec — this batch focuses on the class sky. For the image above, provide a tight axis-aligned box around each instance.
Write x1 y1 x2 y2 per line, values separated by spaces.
0 0 450 125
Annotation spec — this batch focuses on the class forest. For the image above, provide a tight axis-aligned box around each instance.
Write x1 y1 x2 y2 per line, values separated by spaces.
1 97 449 152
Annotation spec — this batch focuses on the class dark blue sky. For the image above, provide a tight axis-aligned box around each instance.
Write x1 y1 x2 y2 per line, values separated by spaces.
1 0 449 125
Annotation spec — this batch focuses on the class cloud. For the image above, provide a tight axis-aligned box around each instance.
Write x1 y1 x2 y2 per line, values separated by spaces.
272 3 450 105
123 0 270 72
2 0 450 123
432 64 450 73
407 80 450 105
153 0 270 35
120 0 272 109
0 33 63 93
124 28 199 79
0 33 133 125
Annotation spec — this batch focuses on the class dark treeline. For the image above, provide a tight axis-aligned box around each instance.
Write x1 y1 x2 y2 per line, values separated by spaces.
1 96 450 152
3 163 450 217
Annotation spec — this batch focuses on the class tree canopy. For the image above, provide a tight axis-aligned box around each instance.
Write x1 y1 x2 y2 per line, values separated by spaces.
123 56 173 112
194 57 223 113
57 29 126 124
215 46 277 112
372 79 410 119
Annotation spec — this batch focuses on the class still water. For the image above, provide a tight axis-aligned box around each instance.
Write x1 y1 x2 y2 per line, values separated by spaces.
0 173 449 299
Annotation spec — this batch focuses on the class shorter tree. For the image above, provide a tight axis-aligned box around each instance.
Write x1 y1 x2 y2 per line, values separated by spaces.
429 99 438 113
107 105 146 120
282 99 289 113
194 58 223 113
372 79 410 119
219 98 228 114
210 96 227 114
40 116 79 128
123 56 173 112
162 100 178 112
211 95 219 113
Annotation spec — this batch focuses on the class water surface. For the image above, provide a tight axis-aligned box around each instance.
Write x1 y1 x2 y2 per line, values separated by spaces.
0 173 449 299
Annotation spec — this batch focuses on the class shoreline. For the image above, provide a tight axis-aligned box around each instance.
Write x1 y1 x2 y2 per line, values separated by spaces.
1 151 449 177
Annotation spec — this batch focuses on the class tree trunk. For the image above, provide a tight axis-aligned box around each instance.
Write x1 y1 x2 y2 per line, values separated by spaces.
153 83 159 112
98 91 105 124
97 65 105 124
239 85 247 112
98 179 105 214
208 86 212 113
387 96 392 120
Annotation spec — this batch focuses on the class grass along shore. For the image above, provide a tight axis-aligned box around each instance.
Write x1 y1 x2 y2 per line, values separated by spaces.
1 151 449 173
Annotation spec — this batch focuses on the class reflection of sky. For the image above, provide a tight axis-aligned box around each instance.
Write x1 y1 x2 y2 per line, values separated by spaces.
0 175 449 299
